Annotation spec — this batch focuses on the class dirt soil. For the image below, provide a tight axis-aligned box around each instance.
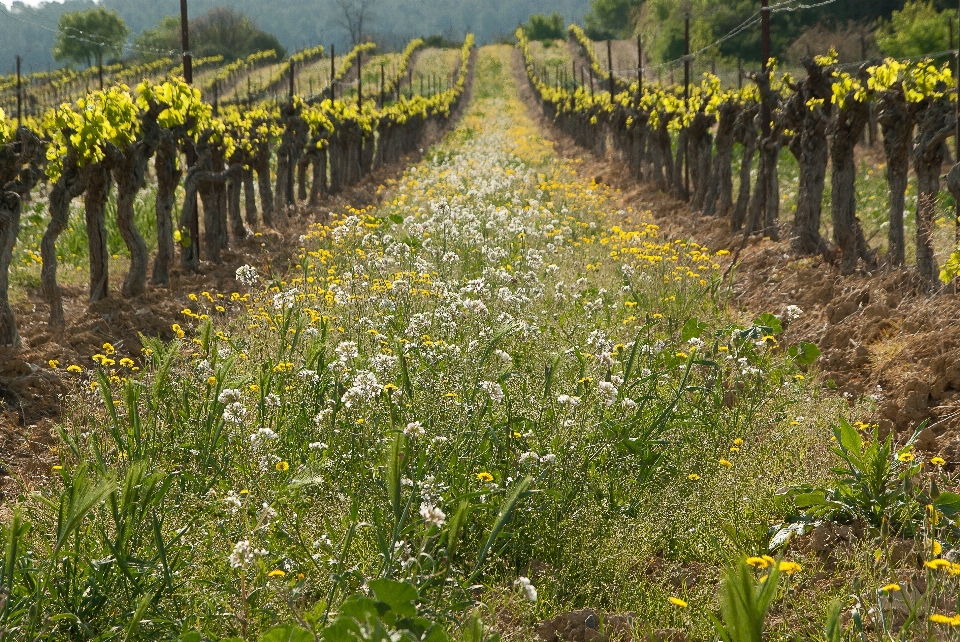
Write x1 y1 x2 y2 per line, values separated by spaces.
511 48 960 472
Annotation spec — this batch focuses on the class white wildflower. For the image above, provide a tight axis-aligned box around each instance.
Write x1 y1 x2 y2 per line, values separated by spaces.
235 265 259 286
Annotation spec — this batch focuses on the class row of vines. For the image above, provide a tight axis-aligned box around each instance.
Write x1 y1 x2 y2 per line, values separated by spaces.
0 35 475 349
520 26 960 288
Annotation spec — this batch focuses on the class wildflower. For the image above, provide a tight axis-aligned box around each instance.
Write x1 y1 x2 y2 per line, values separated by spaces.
515 576 537 602
718 459 733 468
229 540 255 569
519 451 540 465
52 465 63 472
785 305 803 321
119 358 134 368
419 502 446 527
207 376 217 387
480 380 505 403
597 381 618 406
275 461 290 472
223 402 247 424
557 394 581 407
66 365 82 373
778 561 802 574
687 473 700 481
267 570 286 578
931 456 946 466
668 597 687 608
218 389 241 404
898 452 915 463
930 613 960 626
48 360 59 369
746 555 775 569
102 343 115 355
236 265 259 286
540 453 557 464
880 583 901 593
172 324 185 338
925 559 952 570
476 472 494 483
309 442 328 450
404 421 425 438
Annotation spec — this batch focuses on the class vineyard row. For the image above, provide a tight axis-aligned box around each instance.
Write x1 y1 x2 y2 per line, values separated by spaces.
519 27 960 288
0 36 476 349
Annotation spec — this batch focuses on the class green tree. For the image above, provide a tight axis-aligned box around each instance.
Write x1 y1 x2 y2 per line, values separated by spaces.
876 0 951 59
133 15 180 61
53 7 130 68
190 7 286 61
522 13 566 41
584 0 642 39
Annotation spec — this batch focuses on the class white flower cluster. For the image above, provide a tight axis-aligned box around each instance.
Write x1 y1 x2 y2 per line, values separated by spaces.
235 264 259 286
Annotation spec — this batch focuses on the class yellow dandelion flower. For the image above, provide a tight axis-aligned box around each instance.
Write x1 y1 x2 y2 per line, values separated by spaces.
276 461 290 472
931 456 946 466
268 569 286 578
48 360 59 369
476 472 494 483
880 583 901 593
718 459 733 468
667 597 687 608
66 365 82 373
687 473 700 481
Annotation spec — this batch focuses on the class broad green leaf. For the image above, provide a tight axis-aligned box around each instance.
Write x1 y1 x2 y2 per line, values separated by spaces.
788 341 821 365
835 418 862 456
370 578 418 617
754 313 783 334
681 318 708 341
934 491 960 517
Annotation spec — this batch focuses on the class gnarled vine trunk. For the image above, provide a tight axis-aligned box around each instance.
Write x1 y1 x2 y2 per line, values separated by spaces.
831 95 872 273
85 164 113 302
877 95 916 267
152 132 182 286
703 102 737 218
912 97 956 288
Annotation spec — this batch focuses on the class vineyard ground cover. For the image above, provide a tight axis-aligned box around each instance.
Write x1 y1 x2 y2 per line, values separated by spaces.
511 45 960 476
410 48 461 86
0 44 855 639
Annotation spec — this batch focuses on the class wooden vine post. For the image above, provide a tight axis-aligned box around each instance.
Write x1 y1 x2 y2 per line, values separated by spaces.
180 0 199 260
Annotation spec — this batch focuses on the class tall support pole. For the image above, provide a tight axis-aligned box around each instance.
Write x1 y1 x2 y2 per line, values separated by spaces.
572 60 576 88
180 0 198 260
637 34 643 95
98 51 104 91
213 81 219 116
760 0 771 235
330 44 336 99
289 61 295 102
607 39 615 96
737 55 743 90
589 67 594 98
15 55 21 126
380 62 385 107
955 0 960 242
357 49 362 107
684 10 691 200
180 0 192 84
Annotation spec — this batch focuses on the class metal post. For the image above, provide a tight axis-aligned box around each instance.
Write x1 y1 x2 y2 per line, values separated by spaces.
180 0 198 260
289 61 295 101
637 34 643 95
760 0 771 234
955 0 960 241
607 39 614 96
684 10 691 200
15 55 21 126
180 0 192 84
